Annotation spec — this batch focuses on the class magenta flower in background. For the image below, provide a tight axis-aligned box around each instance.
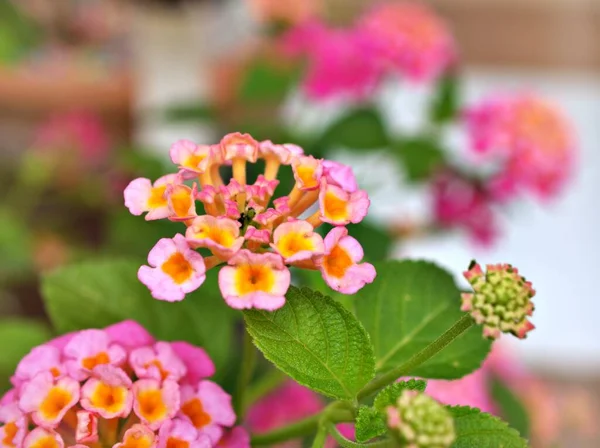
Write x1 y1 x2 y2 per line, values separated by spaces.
282 21 384 100
359 1 456 82
465 94 575 200
0 321 244 448
430 169 498 245
33 111 111 166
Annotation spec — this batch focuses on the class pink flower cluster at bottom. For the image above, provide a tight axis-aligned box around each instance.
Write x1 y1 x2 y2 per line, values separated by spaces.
0 321 249 448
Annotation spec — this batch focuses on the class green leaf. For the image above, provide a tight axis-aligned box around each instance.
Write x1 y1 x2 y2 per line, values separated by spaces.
355 406 388 443
345 221 392 263
164 103 214 123
448 406 529 448
320 108 390 150
354 260 491 379
243 286 375 399
41 259 236 372
373 379 427 411
238 58 297 103
430 74 461 124
490 376 530 439
0 319 53 391
0 208 32 281
394 138 445 182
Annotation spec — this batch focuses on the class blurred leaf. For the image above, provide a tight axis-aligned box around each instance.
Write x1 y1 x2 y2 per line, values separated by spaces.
116 147 169 181
448 406 528 447
354 260 492 378
319 108 390 150
244 286 375 399
345 221 392 263
164 103 215 123
430 74 461 124
0 207 32 281
490 376 530 439
395 138 445 182
0 319 52 391
0 0 40 64
238 58 297 103
42 259 237 373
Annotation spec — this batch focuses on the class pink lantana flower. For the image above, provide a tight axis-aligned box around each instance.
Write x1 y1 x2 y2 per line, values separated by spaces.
179 381 236 444
271 220 324 265
170 140 213 179
319 182 370 226
124 174 182 221
217 427 251 447
19 372 80 428
22 427 64 448
359 1 456 82
130 342 188 382
125 132 375 309
63 329 126 380
319 227 376 294
465 94 575 200
158 419 212 448
80 366 133 419
219 250 291 311
138 234 207 302
12 346 65 388
5 322 243 447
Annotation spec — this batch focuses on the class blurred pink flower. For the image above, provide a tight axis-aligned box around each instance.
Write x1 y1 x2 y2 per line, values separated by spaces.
465 94 575 200
359 1 456 81
282 21 384 100
425 369 495 414
431 169 498 245
33 111 110 165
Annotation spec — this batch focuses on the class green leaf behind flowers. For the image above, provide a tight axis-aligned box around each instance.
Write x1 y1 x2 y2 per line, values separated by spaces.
490 376 531 439
243 286 375 400
0 319 52 392
354 260 491 379
373 379 428 410
319 108 390 150
41 259 236 373
448 406 529 448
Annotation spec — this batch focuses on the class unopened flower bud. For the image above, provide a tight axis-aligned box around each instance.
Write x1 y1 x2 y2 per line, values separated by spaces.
461 262 535 339
387 390 455 448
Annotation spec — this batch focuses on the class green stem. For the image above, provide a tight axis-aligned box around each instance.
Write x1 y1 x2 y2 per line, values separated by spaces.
358 314 475 400
325 422 394 448
234 328 257 419
311 424 328 448
251 405 355 446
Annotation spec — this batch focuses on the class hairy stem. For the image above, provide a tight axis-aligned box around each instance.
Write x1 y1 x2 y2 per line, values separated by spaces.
358 314 475 400
234 328 257 419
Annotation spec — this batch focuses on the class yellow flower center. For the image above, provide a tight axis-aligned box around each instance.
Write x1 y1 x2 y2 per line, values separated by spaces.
323 245 353 278
82 351 110 371
30 435 61 448
167 438 190 448
90 382 128 414
185 154 206 170
181 398 212 429
2 422 18 447
193 225 236 248
120 430 155 448
323 192 348 221
39 387 72 421
170 188 193 217
148 186 168 209
296 166 318 189
162 253 194 284
143 360 169 381
235 264 275 296
136 390 167 424
277 232 315 258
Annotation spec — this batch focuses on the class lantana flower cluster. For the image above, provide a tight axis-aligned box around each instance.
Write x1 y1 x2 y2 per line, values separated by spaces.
0 321 246 448
465 94 575 200
386 390 455 448
282 1 455 100
124 132 375 310
462 262 536 340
